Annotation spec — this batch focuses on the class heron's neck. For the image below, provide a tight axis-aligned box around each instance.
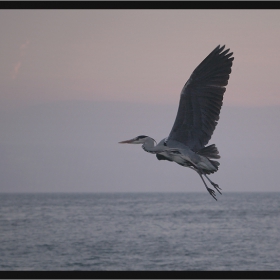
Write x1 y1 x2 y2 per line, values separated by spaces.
142 137 157 154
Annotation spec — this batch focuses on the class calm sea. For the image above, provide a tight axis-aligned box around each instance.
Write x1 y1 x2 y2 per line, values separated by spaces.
0 192 280 270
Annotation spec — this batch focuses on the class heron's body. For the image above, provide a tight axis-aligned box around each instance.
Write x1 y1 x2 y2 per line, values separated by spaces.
119 45 234 200
141 138 212 171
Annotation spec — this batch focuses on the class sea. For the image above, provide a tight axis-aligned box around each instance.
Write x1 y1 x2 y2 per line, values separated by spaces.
0 192 280 271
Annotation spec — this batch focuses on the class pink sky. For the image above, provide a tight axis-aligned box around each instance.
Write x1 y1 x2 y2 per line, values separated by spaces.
1 9 280 107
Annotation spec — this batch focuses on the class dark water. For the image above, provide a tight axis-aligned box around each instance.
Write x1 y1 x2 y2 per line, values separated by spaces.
1 192 280 270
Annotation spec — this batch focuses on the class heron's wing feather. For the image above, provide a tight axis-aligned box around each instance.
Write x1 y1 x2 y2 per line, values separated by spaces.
168 45 234 151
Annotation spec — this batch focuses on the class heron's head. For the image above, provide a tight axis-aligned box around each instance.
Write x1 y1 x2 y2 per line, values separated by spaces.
119 135 150 144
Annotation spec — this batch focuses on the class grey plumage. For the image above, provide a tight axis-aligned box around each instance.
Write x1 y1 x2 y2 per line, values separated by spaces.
168 45 233 151
119 45 234 200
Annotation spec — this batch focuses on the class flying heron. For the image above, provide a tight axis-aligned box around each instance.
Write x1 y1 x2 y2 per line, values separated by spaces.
119 45 234 200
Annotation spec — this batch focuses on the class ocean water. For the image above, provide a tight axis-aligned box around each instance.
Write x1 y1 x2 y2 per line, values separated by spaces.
0 192 280 271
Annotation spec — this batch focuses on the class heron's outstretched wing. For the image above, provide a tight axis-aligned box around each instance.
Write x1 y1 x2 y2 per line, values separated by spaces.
167 45 234 151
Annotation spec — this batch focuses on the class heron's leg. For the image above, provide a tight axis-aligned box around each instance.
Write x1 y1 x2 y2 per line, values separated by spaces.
203 174 222 195
198 172 217 201
188 166 217 200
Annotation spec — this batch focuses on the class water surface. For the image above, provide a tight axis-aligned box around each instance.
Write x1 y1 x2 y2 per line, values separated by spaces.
1 192 279 270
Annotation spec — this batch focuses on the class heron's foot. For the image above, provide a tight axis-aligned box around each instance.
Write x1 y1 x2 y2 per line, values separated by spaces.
207 187 217 201
211 182 222 195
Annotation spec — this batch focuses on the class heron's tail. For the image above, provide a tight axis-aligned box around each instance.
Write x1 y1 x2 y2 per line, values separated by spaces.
196 144 220 159
209 159 220 169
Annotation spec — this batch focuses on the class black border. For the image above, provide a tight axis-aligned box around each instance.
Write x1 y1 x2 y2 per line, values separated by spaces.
1 270 280 278
0 1 278 9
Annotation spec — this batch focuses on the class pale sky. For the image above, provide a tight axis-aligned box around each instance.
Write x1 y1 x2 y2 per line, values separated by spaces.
1 10 280 106
1 10 280 194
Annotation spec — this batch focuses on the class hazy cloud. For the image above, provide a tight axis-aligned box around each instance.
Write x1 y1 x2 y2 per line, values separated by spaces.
12 39 30 79
20 40 30 51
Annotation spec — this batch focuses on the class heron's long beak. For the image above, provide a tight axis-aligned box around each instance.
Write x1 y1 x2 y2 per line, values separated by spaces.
118 139 135 144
